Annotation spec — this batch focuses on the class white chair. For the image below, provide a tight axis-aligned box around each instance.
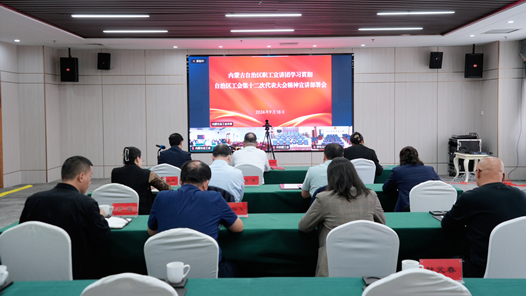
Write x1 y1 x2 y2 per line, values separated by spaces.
326 220 399 278
350 158 376 184
144 228 219 279
484 216 526 278
81 273 177 296
362 268 471 296
91 183 139 216
151 164 181 184
0 221 73 281
235 163 264 185
409 180 457 212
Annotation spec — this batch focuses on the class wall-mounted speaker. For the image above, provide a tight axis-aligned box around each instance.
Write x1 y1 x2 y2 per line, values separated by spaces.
465 53 484 78
97 53 111 70
429 52 443 69
60 57 79 82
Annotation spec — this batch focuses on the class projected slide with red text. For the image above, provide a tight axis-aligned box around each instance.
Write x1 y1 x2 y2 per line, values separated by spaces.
209 56 332 127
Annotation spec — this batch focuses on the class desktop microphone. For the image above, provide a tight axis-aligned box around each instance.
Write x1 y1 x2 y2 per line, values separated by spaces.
156 144 166 149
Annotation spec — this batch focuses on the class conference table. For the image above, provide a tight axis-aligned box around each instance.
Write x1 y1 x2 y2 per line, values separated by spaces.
170 184 462 213
79 213 469 277
263 165 395 184
3 277 525 296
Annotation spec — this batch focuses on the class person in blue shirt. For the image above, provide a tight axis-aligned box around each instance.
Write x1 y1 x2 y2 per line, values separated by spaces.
147 160 244 277
382 146 440 212
209 144 245 202
158 133 192 168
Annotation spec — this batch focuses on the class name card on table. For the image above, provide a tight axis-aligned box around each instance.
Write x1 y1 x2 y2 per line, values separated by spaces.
112 203 138 217
228 202 248 217
269 159 277 166
244 176 260 186
162 176 179 186
419 259 463 281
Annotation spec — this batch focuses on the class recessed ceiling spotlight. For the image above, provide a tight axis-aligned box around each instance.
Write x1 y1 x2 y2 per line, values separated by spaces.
361 44 365 47
359 27 423 31
103 30 168 33
377 11 454 15
231 29 294 33
219 46 223 48
226 13 301 17
72 14 149 18
267 45 271 48
313 45 317 47
470 34 475 37
508 20 514 24
173 46 178 48
14 39 20 42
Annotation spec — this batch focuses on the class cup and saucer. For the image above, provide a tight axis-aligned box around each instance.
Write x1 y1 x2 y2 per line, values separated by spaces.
165 262 190 296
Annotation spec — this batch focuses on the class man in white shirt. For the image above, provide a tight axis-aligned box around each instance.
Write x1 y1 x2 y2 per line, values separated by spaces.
209 144 245 202
231 132 270 175
301 143 344 199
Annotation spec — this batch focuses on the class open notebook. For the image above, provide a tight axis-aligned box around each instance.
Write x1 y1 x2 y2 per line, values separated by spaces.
106 217 132 229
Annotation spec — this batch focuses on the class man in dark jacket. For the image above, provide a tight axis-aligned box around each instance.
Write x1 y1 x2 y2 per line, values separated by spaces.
158 133 192 168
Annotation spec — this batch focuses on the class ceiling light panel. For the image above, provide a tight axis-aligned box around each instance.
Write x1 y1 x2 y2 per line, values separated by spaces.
103 30 168 33
231 29 294 33
226 13 301 17
377 11 454 15
358 27 423 31
72 14 149 18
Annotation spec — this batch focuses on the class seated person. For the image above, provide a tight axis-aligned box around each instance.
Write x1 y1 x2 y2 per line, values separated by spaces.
20 156 111 279
111 147 170 215
442 157 526 277
158 133 192 168
343 131 383 176
382 146 440 212
298 157 386 277
230 132 270 175
209 144 245 202
301 143 344 199
148 160 244 277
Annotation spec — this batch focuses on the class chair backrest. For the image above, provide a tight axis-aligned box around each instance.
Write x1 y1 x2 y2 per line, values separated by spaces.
208 185 236 203
362 269 472 296
0 221 73 281
81 273 177 296
326 220 399 278
350 158 376 184
484 216 526 278
235 164 264 186
91 183 139 217
311 185 327 205
144 228 219 279
151 164 181 185
409 180 457 212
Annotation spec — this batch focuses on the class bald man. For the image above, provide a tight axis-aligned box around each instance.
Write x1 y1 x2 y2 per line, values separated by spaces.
442 157 526 277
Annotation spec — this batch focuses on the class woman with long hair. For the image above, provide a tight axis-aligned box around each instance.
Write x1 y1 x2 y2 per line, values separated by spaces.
382 146 441 212
298 157 386 277
111 147 170 215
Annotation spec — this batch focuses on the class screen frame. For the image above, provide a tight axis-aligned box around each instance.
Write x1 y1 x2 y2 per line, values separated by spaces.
185 53 354 153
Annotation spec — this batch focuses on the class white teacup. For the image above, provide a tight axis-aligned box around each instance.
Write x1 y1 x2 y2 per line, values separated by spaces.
166 262 190 283
99 205 114 218
0 265 9 286
402 259 424 270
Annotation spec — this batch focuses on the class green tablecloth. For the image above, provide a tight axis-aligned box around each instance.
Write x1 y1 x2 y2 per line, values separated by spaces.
42 213 465 277
3 278 526 296
242 184 462 213
263 165 395 184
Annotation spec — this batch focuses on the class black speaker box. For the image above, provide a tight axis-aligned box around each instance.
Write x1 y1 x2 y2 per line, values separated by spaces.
429 52 443 69
60 57 79 82
97 53 111 70
465 53 484 78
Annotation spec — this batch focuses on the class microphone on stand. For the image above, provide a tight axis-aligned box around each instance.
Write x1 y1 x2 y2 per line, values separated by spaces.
156 144 166 149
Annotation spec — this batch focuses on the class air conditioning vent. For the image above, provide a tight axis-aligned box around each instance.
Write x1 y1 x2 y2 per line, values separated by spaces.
483 29 519 34
279 42 299 46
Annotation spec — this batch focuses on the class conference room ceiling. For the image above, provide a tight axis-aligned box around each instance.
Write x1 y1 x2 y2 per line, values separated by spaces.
1 0 526 49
